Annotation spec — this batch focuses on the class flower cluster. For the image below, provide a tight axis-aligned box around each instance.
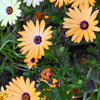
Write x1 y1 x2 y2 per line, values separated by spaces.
0 0 100 99
0 76 41 100
17 20 52 67
0 0 99 67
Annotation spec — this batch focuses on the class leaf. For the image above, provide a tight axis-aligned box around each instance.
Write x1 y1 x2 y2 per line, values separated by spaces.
5 66 15 77
39 81 51 90
97 87 100 100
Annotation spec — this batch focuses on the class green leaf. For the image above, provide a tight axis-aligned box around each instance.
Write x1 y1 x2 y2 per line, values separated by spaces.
39 81 51 90
97 87 100 100
5 66 15 77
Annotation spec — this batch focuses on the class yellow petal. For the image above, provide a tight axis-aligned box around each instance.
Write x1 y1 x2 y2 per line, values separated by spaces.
40 20 45 35
84 30 89 42
71 29 82 41
89 10 99 23
77 31 84 43
92 26 100 31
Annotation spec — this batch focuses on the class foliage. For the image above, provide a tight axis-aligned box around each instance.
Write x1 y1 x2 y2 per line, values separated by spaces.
0 0 100 100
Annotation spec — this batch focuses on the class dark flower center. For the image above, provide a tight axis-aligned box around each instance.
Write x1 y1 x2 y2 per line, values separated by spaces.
80 20 89 30
6 6 13 15
31 58 35 63
34 35 42 45
22 92 30 100
47 79 53 84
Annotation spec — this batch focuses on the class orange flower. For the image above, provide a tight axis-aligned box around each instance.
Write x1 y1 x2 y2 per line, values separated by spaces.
41 95 48 100
34 12 49 20
69 0 96 8
79 58 85 64
73 88 79 94
49 0 69 8
41 67 52 80
0 86 8 100
63 6 100 43
40 79 58 89
17 20 53 59
24 57 38 67
5 76 41 100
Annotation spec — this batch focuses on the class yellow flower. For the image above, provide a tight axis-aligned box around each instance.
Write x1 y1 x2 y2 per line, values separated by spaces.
69 0 96 8
0 0 21 26
0 86 8 100
40 79 58 89
41 95 48 100
63 6 100 43
49 0 69 8
17 20 52 59
5 76 41 100
24 57 38 67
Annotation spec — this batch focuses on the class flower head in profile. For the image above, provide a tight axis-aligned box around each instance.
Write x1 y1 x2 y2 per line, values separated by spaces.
5 76 41 100
24 57 38 67
41 95 48 100
17 20 52 59
34 12 49 20
23 0 44 7
63 6 100 43
0 86 8 100
0 0 21 26
40 79 58 89
49 0 69 8
69 0 96 8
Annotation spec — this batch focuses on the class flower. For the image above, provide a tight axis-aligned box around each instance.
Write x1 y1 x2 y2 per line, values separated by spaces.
24 57 38 67
0 0 21 26
63 6 100 43
40 79 58 88
41 95 48 100
73 88 79 94
41 67 52 80
79 58 85 64
69 0 96 8
0 86 8 100
49 0 69 8
23 0 44 7
5 76 41 100
34 12 49 20
17 20 52 59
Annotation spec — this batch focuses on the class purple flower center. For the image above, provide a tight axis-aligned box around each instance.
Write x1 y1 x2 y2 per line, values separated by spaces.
80 20 89 30
31 58 35 63
21 92 30 100
6 6 13 15
34 35 42 45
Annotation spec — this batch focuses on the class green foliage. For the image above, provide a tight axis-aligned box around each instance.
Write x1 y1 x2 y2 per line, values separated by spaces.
0 0 100 100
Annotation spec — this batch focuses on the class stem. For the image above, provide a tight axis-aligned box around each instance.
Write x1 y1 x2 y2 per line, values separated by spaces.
0 40 16 51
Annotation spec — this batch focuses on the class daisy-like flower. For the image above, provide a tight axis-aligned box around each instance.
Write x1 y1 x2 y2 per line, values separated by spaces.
69 0 96 8
63 6 100 43
24 57 38 67
17 20 52 59
5 76 41 100
23 0 44 7
0 0 21 26
49 0 69 8
0 86 8 100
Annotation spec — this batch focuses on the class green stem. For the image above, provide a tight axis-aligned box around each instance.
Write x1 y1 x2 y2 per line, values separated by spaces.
0 40 16 51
